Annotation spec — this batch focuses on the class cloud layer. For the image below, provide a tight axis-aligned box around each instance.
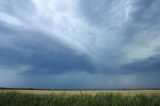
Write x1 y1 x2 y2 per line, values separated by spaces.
0 0 160 89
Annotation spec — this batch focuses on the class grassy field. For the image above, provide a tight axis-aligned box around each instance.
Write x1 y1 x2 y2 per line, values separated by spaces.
1 89 160 95
0 90 160 106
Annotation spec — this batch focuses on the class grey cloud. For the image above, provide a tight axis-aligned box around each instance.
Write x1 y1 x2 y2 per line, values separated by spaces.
5 71 160 89
123 0 160 36
79 0 127 27
131 0 159 23
0 0 36 20
0 0 160 88
0 22 95 75
123 55 160 73
79 0 160 74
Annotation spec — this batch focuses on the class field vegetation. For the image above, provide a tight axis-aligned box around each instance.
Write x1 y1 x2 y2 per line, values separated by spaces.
0 90 160 106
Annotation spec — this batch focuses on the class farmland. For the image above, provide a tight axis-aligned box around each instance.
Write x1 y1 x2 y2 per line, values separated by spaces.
1 89 160 95
0 89 160 106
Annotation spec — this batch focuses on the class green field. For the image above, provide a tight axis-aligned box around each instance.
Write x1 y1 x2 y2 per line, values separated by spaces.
0 90 160 106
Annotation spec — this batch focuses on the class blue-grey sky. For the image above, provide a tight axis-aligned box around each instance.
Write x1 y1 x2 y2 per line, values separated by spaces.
0 0 160 89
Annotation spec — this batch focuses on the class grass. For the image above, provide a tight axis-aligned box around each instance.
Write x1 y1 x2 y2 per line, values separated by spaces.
1 89 160 95
0 92 160 106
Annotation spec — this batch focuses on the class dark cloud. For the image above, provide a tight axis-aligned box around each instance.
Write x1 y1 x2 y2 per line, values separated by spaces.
0 23 95 75
123 56 160 73
123 0 160 36
0 0 160 88
131 0 159 23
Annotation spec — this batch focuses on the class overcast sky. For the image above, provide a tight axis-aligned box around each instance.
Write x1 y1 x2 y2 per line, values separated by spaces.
0 0 160 89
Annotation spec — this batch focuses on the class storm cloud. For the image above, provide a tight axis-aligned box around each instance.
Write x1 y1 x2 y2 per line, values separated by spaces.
0 0 160 89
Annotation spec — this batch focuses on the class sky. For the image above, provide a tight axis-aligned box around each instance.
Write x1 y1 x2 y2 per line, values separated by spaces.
0 0 160 89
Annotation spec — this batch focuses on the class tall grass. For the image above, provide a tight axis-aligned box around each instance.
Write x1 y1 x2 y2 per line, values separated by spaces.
0 92 160 106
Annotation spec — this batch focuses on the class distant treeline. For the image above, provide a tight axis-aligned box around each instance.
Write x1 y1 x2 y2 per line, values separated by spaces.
0 87 160 90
